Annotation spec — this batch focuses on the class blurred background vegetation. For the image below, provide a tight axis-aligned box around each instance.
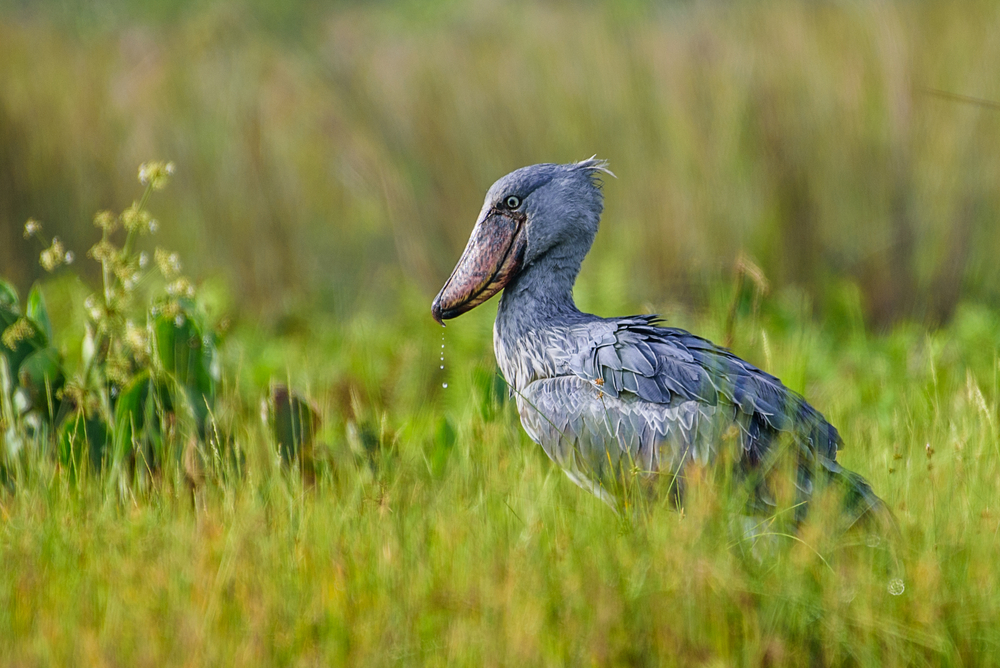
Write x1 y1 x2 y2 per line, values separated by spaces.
5 3 1000 664
2 0 999 330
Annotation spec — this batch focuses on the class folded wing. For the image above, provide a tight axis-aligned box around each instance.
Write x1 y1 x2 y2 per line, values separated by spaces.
515 315 847 510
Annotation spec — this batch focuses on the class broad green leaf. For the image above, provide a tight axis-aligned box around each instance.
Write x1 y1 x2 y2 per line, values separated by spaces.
114 371 154 458
155 304 216 430
0 308 48 377
268 385 318 467
82 323 97 369
17 347 65 418
58 409 110 474
0 280 17 309
18 347 61 385
0 306 18 377
0 304 19 331
112 371 173 471
26 284 53 342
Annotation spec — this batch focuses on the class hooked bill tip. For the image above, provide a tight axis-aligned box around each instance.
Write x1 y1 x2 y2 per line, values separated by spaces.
431 296 446 326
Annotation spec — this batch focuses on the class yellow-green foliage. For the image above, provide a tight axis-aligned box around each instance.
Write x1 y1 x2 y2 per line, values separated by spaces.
3 272 1000 664
2 1 1000 665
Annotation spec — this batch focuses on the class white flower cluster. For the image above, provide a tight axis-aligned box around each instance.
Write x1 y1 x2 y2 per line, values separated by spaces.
23 218 41 239
138 161 176 190
40 237 73 272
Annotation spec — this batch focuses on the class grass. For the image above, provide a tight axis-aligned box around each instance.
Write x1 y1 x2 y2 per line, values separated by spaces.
2 275 1000 665
2 0 1000 664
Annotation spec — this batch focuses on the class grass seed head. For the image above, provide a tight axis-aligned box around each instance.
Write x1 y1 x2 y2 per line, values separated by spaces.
88 239 118 263
124 320 150 363
121 202 152 233
2 318 36 350
138 161 175 190
40 237 68 271
84 295 103 321
155 248 182 278
23 218 41 239
166 277 195 299
105 353 132 387
93 210 119 233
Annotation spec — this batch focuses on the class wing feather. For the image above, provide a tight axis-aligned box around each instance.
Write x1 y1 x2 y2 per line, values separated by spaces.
521 315 846 516
565 315 842 463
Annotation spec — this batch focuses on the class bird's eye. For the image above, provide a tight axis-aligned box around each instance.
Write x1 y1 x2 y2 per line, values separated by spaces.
505 195 521 209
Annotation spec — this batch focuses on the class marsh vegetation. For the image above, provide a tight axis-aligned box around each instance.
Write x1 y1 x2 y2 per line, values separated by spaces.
2 1 1000 665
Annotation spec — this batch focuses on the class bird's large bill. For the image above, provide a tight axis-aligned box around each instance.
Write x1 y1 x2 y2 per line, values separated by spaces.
432 212 526 324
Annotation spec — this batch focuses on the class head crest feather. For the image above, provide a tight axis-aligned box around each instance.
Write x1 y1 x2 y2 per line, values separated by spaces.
573 156 615 188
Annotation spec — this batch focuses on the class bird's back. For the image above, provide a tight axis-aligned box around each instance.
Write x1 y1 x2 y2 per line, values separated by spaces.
502 314 882 520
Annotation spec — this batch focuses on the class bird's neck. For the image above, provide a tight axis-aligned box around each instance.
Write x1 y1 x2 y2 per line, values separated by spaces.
494 248 590 390
496 247 586 335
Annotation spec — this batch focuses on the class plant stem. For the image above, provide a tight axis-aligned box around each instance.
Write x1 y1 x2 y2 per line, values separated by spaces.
122 183 154 259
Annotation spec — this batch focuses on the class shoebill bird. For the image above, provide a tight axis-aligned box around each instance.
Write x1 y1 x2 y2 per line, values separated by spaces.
431 158 887 525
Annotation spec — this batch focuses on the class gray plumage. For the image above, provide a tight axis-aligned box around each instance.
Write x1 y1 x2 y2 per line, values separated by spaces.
437 158 884 519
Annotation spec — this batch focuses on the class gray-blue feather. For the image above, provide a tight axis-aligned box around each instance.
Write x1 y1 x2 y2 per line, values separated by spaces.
560 315 841 463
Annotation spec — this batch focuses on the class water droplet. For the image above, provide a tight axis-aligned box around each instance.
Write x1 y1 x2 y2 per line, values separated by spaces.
438 331 447 377
888 578 905 596
865 534 881 548
442 383 448 389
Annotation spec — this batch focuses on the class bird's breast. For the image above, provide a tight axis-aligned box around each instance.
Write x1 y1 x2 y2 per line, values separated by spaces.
492 322 577 392
493 327 545 391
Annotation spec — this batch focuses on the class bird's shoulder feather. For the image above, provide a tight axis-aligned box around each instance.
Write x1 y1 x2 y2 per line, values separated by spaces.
559 315 841 460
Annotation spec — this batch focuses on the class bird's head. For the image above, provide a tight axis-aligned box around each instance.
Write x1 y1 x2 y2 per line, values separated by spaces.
432 157 612 324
